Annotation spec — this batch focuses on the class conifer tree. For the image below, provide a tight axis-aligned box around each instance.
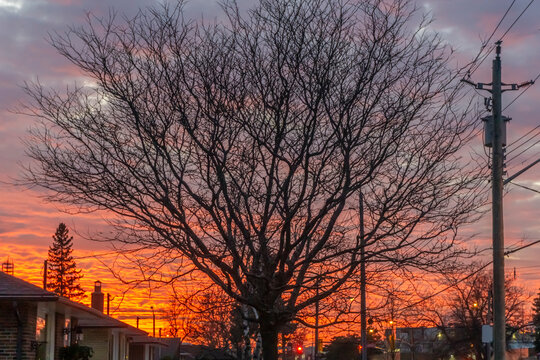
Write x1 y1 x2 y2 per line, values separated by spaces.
533 290 540 352
47 223 85 299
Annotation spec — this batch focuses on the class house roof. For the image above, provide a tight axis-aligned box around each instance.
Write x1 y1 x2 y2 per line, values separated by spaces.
56 297 147 336
0 271 146 336
130 335 168 346
0 271 58 300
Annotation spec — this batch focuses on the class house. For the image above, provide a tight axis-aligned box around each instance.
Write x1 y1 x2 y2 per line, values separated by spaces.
0 271 163 360
385 326 536 360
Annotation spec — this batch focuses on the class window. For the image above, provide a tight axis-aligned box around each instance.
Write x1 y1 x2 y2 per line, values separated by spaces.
64 318 71 346
35 314 48 360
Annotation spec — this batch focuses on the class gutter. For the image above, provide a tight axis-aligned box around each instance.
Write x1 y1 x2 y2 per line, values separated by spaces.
0 295 58 301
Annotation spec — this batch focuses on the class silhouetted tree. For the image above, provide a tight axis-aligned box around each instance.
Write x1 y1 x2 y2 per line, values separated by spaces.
163 292 200 359
422 270 527 360
164 284 258 358
532 290 540 352
23 0 486 359
47 223 85 299
325 335 361 360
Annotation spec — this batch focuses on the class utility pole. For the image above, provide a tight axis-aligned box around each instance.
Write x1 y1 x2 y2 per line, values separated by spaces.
151 306 156 337
359 191 367 360
486 289 493 360
43 260 48 290
491 41 506 360
314 282 319 360
462 41 533 360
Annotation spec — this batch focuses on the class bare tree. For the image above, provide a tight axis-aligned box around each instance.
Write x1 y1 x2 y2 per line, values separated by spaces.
23 0 485 359
420 269 528 360
164 285 237 357
190 287 236 349
164 283 260 359
163 293 199 351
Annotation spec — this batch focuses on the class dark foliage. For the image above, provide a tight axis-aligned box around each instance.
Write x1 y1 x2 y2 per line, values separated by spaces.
532 290 540 352
59 344 93 360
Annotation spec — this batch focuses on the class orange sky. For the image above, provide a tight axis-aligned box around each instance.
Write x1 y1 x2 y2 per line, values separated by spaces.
2 240 173 334
1 0 540 345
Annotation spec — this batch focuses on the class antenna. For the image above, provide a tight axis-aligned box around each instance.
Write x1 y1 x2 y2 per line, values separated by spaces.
1 257 14 275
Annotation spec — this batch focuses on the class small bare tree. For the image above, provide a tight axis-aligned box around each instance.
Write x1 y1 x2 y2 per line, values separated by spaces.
420 269 528 360
163 293 198 343
164 284 258 359
23 0 485 358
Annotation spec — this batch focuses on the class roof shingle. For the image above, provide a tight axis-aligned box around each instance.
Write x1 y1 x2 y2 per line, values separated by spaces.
0 271 58 300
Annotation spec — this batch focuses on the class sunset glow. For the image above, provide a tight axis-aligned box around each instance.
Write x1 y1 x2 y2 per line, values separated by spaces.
1 1 540 355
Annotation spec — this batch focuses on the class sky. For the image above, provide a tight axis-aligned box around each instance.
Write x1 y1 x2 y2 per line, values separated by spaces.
0 0 539 334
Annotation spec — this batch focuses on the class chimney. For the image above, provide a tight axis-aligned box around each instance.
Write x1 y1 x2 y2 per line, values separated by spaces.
91 280 104 312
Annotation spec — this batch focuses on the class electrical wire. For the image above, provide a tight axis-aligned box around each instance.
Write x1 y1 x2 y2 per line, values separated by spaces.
73 250 125 260
487 0 517 45
506 155 535 174
463 0 517 80
504 71 540 111
508 181 540 194
506 124 540 148
402 239 540 309
498 0 537 41
505 128 540 156
467 0 536 87
506 138 540 163
468 45 496 79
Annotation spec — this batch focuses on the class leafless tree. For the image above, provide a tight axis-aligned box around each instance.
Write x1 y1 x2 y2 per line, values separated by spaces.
164 285 236 351
419 269 529 360
22 0 486 358
164 283 261 359
163 292 199 357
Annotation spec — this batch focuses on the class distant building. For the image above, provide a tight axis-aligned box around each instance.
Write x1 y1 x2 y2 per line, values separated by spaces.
158 339 238 360
384 326 535 360
0 271 164 360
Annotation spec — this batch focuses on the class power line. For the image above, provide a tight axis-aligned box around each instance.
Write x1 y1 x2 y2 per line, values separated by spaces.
466 0 536 98
464 0 517 78
468 44 496 79
507 152 540 173
508 181 540 194
507 239 540 255
504 71 540 111
505 128 540 156
498 0 536 41
506 124 540 148
488 0 517 44
402 239 540 310
506 138 540 163
73 250 125 260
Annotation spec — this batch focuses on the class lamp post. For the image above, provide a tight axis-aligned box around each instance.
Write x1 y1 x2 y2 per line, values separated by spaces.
151 306 155 337
388 320 396 360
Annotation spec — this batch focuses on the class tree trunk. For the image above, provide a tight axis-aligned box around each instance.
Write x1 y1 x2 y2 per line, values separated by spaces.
260 321 279 360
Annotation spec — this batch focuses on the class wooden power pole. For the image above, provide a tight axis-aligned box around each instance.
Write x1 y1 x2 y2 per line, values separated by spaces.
463 41 533 360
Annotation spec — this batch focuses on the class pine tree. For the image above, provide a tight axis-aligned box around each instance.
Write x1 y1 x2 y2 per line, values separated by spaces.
533 290 540 352
47 223 85 299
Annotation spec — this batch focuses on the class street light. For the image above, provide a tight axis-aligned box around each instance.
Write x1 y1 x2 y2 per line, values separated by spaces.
388 320 396 360
151 306 155 337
